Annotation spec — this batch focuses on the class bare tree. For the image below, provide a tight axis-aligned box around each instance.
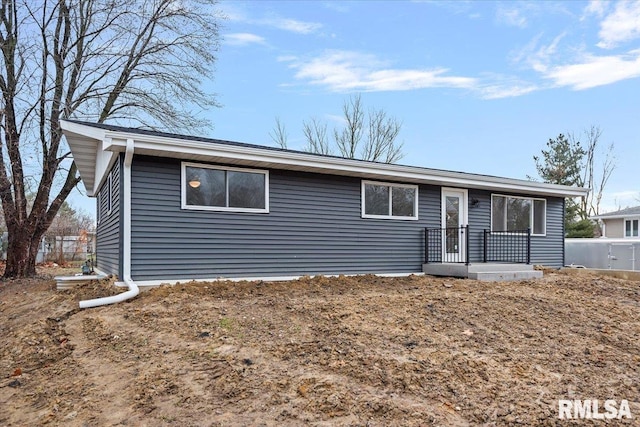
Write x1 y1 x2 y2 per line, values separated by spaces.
46 201 93 263
363 108 403 163
269 116 288 149
0 0 220 278
303 117 332 155
569 126 616 217
295 94 403 163
334 94 364 159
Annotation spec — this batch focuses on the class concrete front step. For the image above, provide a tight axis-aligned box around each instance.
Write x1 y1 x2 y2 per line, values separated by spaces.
422 263 542 281
468 270 543 282
466 263 536 273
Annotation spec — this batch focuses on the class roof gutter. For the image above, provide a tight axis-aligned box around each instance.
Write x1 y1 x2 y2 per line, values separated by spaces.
80 139 139 308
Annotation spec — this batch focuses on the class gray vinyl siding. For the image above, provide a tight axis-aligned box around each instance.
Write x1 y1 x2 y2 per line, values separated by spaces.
467 190 565 267
531 196 564 267
467 189 491 264
96 156 122 277
130 156 440 281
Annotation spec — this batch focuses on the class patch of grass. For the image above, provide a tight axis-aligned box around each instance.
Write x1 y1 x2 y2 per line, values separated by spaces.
219 317 234 330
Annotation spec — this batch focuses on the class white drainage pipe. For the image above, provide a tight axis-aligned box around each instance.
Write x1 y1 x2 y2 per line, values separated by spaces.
80 138 139 308
79 277 139 309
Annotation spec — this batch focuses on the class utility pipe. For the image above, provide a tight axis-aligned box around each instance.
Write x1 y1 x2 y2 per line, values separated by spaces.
80 138 139 308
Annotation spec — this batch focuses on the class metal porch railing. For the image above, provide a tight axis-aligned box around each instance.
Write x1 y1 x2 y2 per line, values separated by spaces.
424 226 469 265
483 228 531 264
424 226 532 265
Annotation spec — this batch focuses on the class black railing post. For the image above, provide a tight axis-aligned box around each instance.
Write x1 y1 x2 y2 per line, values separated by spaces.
465 225 470 265
424 227 428 264
483 229 488 263
526 227 531 264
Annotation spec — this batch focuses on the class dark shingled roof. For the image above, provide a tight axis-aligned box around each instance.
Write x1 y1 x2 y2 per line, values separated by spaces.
64 119 299 153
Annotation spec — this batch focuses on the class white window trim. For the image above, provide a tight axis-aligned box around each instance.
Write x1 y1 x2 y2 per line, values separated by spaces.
361 180 419 221
181 161 269 213
491 193 547 236
624 218 639 238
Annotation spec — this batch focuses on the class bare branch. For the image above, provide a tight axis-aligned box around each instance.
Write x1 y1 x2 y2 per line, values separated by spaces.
298 94 403 163
303 117 331 155
269 116 288 149
363 108 403 163
334 94 364 159
591 142 615 216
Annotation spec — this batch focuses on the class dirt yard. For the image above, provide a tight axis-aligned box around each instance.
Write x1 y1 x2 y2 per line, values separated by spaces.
0 267 638 426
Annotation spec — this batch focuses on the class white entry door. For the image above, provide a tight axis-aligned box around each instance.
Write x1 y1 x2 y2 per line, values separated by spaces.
441 188 468 263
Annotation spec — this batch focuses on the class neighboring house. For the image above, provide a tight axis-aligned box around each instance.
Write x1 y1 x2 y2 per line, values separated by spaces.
591 206 640 239
42 232 97 262
61 120 587 285
566 207 640 271
2 232 96 263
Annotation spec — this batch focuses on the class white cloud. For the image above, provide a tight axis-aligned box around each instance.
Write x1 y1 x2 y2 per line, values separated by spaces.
583 0 609 19
497 3 574 28
514 33 567 73
478 82 538 99
225 33 266 46
543 50 640 89
218 4 322 35
262 17 322 34
283 50 477 93
218 4 246 22
282 50 542 99
514 28 640 90
496 5 528 28
596 1 640 49
322 2 350 13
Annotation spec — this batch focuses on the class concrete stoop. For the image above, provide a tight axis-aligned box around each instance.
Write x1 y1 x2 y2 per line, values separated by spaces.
55 274 107 290
468 270 543 281
423 263 542 281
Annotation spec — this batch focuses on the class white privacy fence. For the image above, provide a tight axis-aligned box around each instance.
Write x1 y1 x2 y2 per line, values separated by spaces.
565 238 639 271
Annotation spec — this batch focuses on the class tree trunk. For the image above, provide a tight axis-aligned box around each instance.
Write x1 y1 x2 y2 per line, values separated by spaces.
3 228 38 278
57 235 66 265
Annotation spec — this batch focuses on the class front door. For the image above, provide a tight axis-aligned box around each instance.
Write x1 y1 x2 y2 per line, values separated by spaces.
442 188 468 263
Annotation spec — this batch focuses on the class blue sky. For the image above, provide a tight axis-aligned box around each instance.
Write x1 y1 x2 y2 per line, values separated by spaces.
70 0 640 216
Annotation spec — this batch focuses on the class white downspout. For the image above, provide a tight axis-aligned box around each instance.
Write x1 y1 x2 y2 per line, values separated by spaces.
80 139 139 308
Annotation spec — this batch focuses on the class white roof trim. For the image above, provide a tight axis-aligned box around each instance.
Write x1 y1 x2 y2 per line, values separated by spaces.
61 120 590 198
591 214 640 220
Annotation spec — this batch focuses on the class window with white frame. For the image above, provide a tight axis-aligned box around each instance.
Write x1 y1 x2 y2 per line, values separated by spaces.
491 194 546 235
625 219 639 237
361 180 418 220
182 162 269 212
